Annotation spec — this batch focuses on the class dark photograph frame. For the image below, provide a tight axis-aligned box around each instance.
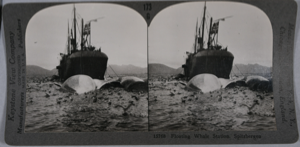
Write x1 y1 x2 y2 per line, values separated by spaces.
2 0 299 145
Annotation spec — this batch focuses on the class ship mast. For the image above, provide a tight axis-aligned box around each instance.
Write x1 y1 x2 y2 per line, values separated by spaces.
200 1 206 50
67 21 70 54
194 19 198 53
207 17 213 49
73 4 77 51
81 18 84 50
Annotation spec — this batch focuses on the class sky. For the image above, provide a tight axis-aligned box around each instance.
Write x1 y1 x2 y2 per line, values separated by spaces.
26 3 147 70
26 2 273 70
149 1 273 68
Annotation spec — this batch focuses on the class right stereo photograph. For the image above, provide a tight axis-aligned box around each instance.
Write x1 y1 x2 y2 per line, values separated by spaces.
148 1 274 131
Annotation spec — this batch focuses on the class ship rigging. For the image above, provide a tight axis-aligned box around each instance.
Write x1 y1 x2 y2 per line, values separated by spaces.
57 5 108 81
183 2 234 79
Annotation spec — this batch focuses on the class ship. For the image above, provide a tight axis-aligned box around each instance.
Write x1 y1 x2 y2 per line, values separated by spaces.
182 2 234 80
56 5 108 81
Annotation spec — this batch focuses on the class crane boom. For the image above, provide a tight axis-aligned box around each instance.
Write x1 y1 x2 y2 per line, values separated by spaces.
86 17 104 24
214 16 232 22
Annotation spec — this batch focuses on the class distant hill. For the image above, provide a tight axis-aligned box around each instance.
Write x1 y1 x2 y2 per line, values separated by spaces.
175 67 184 75
149 63 175 74
27 64 146 77
149 63 182 75
148 63 272 77
231 64 272 77
26 65 53 76
27 63 271 78
50 68 58 75
105 64 147 76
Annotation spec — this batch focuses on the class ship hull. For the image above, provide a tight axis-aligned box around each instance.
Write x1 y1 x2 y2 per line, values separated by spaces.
57 51 108 80
184 50 234 79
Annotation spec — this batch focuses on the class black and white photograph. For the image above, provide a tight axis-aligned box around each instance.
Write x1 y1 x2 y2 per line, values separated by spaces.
25 3 148 132
148 1 275 131
2 0 299 145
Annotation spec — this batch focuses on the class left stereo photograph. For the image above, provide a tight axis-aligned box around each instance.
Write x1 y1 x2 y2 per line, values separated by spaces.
25 3 148 132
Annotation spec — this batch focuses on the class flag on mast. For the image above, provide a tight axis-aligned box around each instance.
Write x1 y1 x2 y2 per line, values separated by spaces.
83 23 91 35
211 22 219 34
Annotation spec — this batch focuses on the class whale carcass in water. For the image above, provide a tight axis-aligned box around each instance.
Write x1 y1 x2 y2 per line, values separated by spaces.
218 78 236 88
62 75 148 94
93 77 121 89
246 76 271 91
120 76 148 92
93 79 107 89
187 74 221 93
61 75 96 94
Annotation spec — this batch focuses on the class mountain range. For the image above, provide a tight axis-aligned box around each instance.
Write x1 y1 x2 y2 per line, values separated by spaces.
26 64 147 77
230 63 272 77
148 63 183 75
26 65 57 76
148 63 272 77
27 63 272 77
105 64 147 76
